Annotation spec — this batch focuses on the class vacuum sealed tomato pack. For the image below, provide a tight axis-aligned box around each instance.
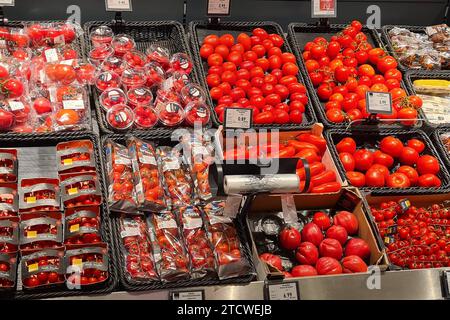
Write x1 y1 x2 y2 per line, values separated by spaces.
0 184 18 217
19 212 63 250
187 136 214 201
0 253 18 289
19 178 60 213
25 22 81 48
64 206 101 246
119 215 158 281
0 150 18 183
60 172 102 209
0 217 19 254
56 140 95 174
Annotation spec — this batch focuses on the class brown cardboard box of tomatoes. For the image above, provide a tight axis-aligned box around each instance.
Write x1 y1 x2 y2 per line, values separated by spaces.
244 188 387 280
214 123 345 193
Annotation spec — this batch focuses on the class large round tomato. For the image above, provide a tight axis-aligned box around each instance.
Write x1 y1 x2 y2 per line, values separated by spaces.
55 109 79 126
291 265 318 277
301 223 324 247
312 211 331 230
259 253 283 271
339 152 355 171
33 97 52 115
377 56 398 74
326 225 348 245
2 78 24 98
319 238 343 260
365 168 385 187
407 139 425 153
386 172 411 188
398 107 418 126
279 227 301 250
399 147 419 166
0 109 14 130
373 150 394 168
380 136 404 158
417 174 441 187
316 257 342 275
416 155 440 175
295 242 319 265
353 149 373 171
344 238 370 260
333 211 359 235
336 137 356 154
396 166 419 186
342 255 368 273
346 171 365 187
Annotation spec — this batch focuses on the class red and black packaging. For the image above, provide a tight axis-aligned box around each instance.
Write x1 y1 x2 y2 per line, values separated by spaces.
64 243 109 286
105 139 137 212
60 172 102 208
127 137 167 212
19 212 63 250
56 140 96 174
0 216 19 253
0 150 18 183
178 206 215 279
20 247 65 289
0 252 17 289
0 184 18 217
64 206 101 246
19 178 60 213
149 211 189 282
119 215 158 281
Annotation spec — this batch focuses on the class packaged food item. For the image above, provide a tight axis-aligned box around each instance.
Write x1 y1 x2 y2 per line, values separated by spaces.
127 137 167 211
0 99 34 132
65 244 109 286
188 137 213 201
149 211 189 282
119 215 158 281
156 101 185 127
178 206 215 278
56 140 96 174
180 83 206 105
123 50 147 70
145 62 166 88
185 102 210 127
0 184 18 218
418 94 450 124
89 25 114 47
64 206 101 246
60 172 102 209
99 88 127 111
413 79 450 95
146 45 170 69
126 87 153 108
19 212 63 250
169 53 192 75
105 139 138 212
106 104 134 131
111 34 135 57
19 178 60 213
121 67 146 88
0 150 18 183
95 71 121 91
88 45 114 66
25 22 80 47
134 105 158 129
0 253 17 288
0 216 19 253
20 247 65 288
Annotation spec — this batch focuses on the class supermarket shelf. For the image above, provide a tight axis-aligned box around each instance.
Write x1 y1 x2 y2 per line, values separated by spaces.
47 268 449 300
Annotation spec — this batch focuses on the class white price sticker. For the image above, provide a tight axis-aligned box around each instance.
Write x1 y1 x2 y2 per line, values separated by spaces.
156 217 178 230
105 0 132 11
171 290 204 300
224 107 252 129
63 99 85 110
207 0 231 15
311 0 337 18
44 48 59 63
267 282 299 300
61 59 74 66
0 0 14 6
183 216 203 230
0 39 6 49
162 159 180 172
366 91 393 115
140 154 157 166
8 100 24 111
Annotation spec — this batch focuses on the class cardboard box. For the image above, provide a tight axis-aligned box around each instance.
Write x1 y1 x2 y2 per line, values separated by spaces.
243 187 387 280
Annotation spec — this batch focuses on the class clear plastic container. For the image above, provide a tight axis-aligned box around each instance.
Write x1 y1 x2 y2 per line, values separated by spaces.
185 101 210 126
156 101 185 127
99 88 127 111
180 83 206 105
121 67 146 88
126 87 153 108
88 45 113 66
101 55 126 75
170 53 192 75
90 25 114 47
95 71 122 91
123 50 148 70
145 44 170 69
106 104 134 131
134 105 158 129
111 34 136 57
145 62 166 88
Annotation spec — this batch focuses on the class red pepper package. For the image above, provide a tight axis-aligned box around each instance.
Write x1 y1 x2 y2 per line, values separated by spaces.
0 216 19 253
60 172 102 209
203 201 253 280
149 211 189 282
19 178 60 213
0 183 18 217
65 243 109 286
119 215 158 281
105 139 137 212
64 206 101 246
20 247 65 289
0 252 17 289
0 149 18 183
127 137 167 212
56 140 96 174
178 206 215 279
157 146 194 208
19 212 63 250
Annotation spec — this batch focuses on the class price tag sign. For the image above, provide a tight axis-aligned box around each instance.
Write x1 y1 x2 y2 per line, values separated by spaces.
105 0 132 11
366 91 393 115
224 107 252 129
311 0 337 18
170 290 204 300
0 0 15 6
266 282 299 300
207 0 231 16
442 271 450 299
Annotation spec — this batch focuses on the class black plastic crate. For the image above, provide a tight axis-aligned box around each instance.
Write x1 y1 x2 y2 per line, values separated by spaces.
189 20 317 130
287 23 424 130
325 128 450 195
84 21 209 137
432 127 450 170
100 133 256 291
0 132 118 299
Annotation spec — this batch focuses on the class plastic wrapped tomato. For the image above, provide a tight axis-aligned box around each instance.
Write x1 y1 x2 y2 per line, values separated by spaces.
134 106 158 129
21 248 65 289
0 253 17 288
88 45 114 66
170 71 190 93
60 172 102 209
180 83 206 105
89 25 113 47
95 71 121 91
75 63 96 85
99 88 127 111
121 67 146 88
65 244 109 286
185 102 210 127
25 21 79 47
169 53 192 75
111 34 135 57
123 50 147 70
64 206 101 246
154 88 181 107
145 45 170 70
0 184 18 218
106 104 134 131
52 85 91 131
0 216 19 253
19 178 60 213
145 62 166 88
126 87 153 108
189 137 213 201
44 62 77 85
0 150 17 182
56 139 95 174
156 101 185 127
19 212 63 250
100 55 125 75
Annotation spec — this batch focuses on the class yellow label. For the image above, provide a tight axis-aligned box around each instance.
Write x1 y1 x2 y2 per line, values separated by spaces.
27 230 37 238
68 187 78 195
26 196 36 204
72 258 83 267
63 158 73 165
28 263 39 272
69 224 80 233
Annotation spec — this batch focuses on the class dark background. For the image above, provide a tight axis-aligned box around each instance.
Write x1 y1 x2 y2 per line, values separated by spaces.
2 0 449 29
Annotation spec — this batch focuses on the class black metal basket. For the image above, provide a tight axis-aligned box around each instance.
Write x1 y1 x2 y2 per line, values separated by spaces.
404 70 450 129
325 128 450 195
287 23 424 130
0 131 118 299
84 20 210 138
188 20 317 130
100 133 256 291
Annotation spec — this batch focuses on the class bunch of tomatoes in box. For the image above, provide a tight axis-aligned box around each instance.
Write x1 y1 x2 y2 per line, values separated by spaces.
302 20 423 124
260 210 371 277
88 25 211 131
336 135 443 188
199 27 308 125
370 200 450 269
0 22 97 133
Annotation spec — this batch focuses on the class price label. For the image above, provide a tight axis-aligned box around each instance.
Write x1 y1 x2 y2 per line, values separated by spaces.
105 0 132 11
207 0 231 16
266 282 299 300
63 158 73 165
44 48 59 63
72 258 83 267
62 99 85 110
170 290 204 300
68 187 78 195
8 100 24 111
70 224 80 233
366 91 393 115
224 107 252 129
28 263 39 273
27 230 37 239
0 0 15 6
26 196 36 204
311 0 337 18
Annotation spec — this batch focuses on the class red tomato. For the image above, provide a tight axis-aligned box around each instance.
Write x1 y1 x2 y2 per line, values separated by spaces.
353 149 374 171
237 33 252 50
289 109 303 123
370 164 390 181
219 34 235 47
380 136 404 158
279 227 301 250
358 64 375 77
204 35 219 46
407 139 425 153
365 168 385 187
339 152 355 172
215 44 229 58
311 182 341 194
326 108 345 123
337 137 356 154
282 62 299 76
373 150 394 168
399 147 419 166
273 109 289 124
269 34 284 47
398 107 418 126
243 51 258 62
346 171 365 187
227 51 243 65
416 155 440 175
377 56 398 73
397 166 419 186
387 173 411 188
417 174 442 187
207 53 223 66
385 69 402 81
253 111 274 124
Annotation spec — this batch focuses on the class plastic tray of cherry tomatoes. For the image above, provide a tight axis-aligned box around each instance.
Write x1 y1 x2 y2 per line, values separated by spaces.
287 23 425 130
325 128 450 195
84 20 209 137
0 132 118 299
188 20 317 129
100 134 256 291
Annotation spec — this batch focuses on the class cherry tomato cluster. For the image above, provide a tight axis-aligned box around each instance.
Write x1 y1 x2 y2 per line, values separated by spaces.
19 212 63 251
0 254 16 288
0 216 18 253
56 140 95 174
371 200 450 269
0 150 17 183
65 246 109 286
336 136 443 188
64 207 101 246
302 20 423 125
199 27 308 125
259 210 371 277
21 249 65 288
60 172 102 208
